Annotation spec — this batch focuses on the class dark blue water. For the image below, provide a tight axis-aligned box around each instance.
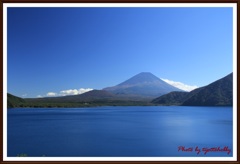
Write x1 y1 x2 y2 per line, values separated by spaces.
7 106 233 157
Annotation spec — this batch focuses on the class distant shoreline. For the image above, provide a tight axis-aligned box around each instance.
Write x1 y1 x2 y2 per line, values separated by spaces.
7 103 233 109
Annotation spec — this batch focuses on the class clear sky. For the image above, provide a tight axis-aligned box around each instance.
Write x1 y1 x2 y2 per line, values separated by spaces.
7 7 233 98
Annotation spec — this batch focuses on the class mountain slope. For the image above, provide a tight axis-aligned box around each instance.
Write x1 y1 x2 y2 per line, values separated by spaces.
152 73 233 106
103 72 183 98
182 73 233 106
7 93 25 108
151 91 188 105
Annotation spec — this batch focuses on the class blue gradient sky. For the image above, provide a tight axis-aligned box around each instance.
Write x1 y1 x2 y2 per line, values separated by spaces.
7 7 233 98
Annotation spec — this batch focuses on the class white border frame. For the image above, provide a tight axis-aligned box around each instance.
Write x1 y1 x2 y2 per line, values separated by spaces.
3 3 237 161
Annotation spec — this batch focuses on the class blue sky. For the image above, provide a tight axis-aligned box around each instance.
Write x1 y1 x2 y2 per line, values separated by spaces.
7 7 233 98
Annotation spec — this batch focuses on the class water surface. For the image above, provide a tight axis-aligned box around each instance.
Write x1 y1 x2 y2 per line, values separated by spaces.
7 106 233 157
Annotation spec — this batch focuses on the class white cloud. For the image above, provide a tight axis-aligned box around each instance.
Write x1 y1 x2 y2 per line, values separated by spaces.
161 78 198 92
42 88 93 97
60 89 78 96
78 88 93 94
60 88 93 96
37 95 43 98
47 92 58 97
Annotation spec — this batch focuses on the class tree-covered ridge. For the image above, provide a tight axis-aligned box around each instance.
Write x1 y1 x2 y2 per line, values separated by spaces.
7 93 26 108
7 90 152 108
152 73 233 106
151 91 188 105
182 73 233 106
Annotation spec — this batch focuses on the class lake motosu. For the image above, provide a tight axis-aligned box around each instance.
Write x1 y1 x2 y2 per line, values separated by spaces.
7 106 232 157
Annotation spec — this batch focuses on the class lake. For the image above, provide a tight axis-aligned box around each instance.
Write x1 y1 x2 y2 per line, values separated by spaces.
7 106 233 157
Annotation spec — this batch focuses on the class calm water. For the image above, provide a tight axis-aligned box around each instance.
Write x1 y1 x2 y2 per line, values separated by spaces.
7 106 233 157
